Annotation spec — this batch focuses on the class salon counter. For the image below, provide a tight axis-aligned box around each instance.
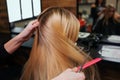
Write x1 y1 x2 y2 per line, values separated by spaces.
77 32 120 63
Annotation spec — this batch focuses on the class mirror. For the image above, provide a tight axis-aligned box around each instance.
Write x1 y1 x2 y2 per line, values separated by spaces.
77 0 95 33
77 0 120 35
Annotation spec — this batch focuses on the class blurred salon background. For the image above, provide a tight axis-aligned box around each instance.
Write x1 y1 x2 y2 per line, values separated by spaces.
0 0 120 80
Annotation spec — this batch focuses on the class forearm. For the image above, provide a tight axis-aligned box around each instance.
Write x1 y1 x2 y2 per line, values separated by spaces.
4 20 39 54
4 35 25 54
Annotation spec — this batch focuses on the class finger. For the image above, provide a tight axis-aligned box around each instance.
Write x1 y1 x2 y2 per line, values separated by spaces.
32 19 39 25
32 20 39 27
27 20 39 29
33 21 39 27
80 72 85 80
65 68 72 72
72 67 82 72
27 20 38 26
72 67 78 72
25 21 39 32
76 72 85 80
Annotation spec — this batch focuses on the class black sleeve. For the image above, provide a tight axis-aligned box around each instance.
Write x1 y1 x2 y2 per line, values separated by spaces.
92 19 103 34
90 7 99 25
0 44 10 58
90 7 96 18
116 22 120 35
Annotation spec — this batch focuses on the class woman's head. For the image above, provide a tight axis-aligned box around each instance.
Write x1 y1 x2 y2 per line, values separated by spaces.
104 4 115 18
37 7 80 42
21 7 98 80
103 4 116 25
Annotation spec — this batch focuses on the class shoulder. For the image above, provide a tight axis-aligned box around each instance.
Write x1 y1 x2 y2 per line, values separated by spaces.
0 44 10 58
114 12 120 20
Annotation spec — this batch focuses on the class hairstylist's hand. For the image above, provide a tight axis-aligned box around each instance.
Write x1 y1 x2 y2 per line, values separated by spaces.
17 20 39 41
4 20 39 54
52 68 85 80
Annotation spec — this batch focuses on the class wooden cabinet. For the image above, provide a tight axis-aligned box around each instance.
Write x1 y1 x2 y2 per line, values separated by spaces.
0 0 10 33
41 0 77 16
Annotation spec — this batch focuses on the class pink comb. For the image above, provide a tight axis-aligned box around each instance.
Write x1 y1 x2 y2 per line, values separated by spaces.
77 58 102 71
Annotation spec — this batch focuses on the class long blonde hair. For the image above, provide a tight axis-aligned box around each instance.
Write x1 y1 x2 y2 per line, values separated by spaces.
21 7 99 80
103 4 120 25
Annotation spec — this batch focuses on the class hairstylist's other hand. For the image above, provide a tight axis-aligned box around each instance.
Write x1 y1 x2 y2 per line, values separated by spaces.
52 68 85 80
18 20 39 41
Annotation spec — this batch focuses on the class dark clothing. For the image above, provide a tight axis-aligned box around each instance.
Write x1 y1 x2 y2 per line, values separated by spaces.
0 44 24 80
90 7 98 25
0 44 10 58
90 5 105 26
93 17 120 35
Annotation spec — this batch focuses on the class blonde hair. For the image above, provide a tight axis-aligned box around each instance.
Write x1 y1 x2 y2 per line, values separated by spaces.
21 7 99 80
103 4 120 25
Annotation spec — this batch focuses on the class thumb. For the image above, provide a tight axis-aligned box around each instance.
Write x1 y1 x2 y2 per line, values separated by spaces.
72 67 79 72
65 68 72 72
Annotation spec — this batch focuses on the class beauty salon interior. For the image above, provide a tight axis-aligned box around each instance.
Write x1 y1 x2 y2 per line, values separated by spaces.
0 0 120 80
